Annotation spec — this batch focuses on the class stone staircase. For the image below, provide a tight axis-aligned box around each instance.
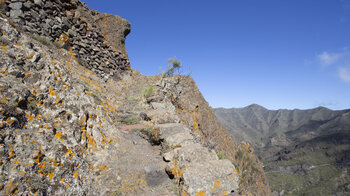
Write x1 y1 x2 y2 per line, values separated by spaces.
146 100 239 195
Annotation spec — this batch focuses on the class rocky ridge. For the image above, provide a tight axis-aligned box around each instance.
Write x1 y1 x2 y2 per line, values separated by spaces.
161 78 271 195
0 9 240 196
214 105 350 195
0 1 270 195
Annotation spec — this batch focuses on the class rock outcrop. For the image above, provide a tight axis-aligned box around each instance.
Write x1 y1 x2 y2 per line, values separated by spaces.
154 76 271 195
159 123 239 195
0 15 119 195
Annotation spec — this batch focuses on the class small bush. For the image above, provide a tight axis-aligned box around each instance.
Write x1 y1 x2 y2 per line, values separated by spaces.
27 99 39 115
217 151 226 160
236 149 244 159
141 85 154 99
29 34 61 48
119 115 139 125
113 189 122 196
162 57 182 77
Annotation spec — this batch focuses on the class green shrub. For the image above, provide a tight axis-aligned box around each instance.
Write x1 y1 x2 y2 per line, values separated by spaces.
161 57 182 77
217 151 226 160
141 85 154 99
113 189 122 196
27 99 39 115
119 115 139 125
29 34 61 48
236 149 244 159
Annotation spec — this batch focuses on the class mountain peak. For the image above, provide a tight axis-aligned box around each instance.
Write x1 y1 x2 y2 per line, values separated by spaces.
245 104 267 110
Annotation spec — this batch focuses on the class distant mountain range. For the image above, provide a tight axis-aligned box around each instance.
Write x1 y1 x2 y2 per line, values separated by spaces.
214 104 350 195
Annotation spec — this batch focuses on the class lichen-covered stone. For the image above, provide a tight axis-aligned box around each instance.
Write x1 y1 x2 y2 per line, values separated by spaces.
157 123 239 195
4 0 130 81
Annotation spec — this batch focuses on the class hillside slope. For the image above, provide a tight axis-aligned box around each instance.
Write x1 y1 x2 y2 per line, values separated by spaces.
214 105 350 195
0 0 270 195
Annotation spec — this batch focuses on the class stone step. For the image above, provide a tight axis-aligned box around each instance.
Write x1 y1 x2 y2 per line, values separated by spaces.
157 123 239 195
182 160 239 196
157 123 194 148
164 143 217 167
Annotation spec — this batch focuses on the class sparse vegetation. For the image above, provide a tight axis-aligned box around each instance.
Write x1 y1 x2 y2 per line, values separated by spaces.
29 33 61 48
119 114 139 125
112 189 122 196
141 85 154 99
162 57 182 77
168 182 180 196
217 151 226 160
236 149 243 159
263 143 350 195
27 98 39 115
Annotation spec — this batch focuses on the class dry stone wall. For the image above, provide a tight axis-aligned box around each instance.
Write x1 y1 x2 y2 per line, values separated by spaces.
1 0 131 81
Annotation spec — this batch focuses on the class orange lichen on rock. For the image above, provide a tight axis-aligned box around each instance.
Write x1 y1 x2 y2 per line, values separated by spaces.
0 70 8 75
210 179 221 192
8 146 15 159
58 33 70 48
55 131 63 139
195 190 206 196
166 161 184 179
73 171 79 179
48 173 54 181
5 181 18 195
48 86 59 97
233 168 238 174
24 72 33 78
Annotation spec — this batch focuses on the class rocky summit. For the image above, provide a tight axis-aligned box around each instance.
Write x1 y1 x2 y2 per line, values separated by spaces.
0 0 269 195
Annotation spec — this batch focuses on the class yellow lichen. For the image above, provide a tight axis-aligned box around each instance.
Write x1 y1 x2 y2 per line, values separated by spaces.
55 131 63 139
233 169 238 174
48 86 59 97
28 53 34 59
49 173 54 181
210 179 221 192
0 70 8 75
8 146 15 158
85 90 93 96
24 72 33 78
73 171 79 179
58 33 69 46
195 190 206 196
27 115 34 123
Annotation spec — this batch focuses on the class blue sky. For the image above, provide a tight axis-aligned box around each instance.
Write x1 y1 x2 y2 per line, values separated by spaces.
82 0 350 110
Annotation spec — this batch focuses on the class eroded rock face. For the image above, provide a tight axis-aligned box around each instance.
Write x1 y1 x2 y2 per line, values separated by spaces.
94 13 131 57
1 0 130 81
